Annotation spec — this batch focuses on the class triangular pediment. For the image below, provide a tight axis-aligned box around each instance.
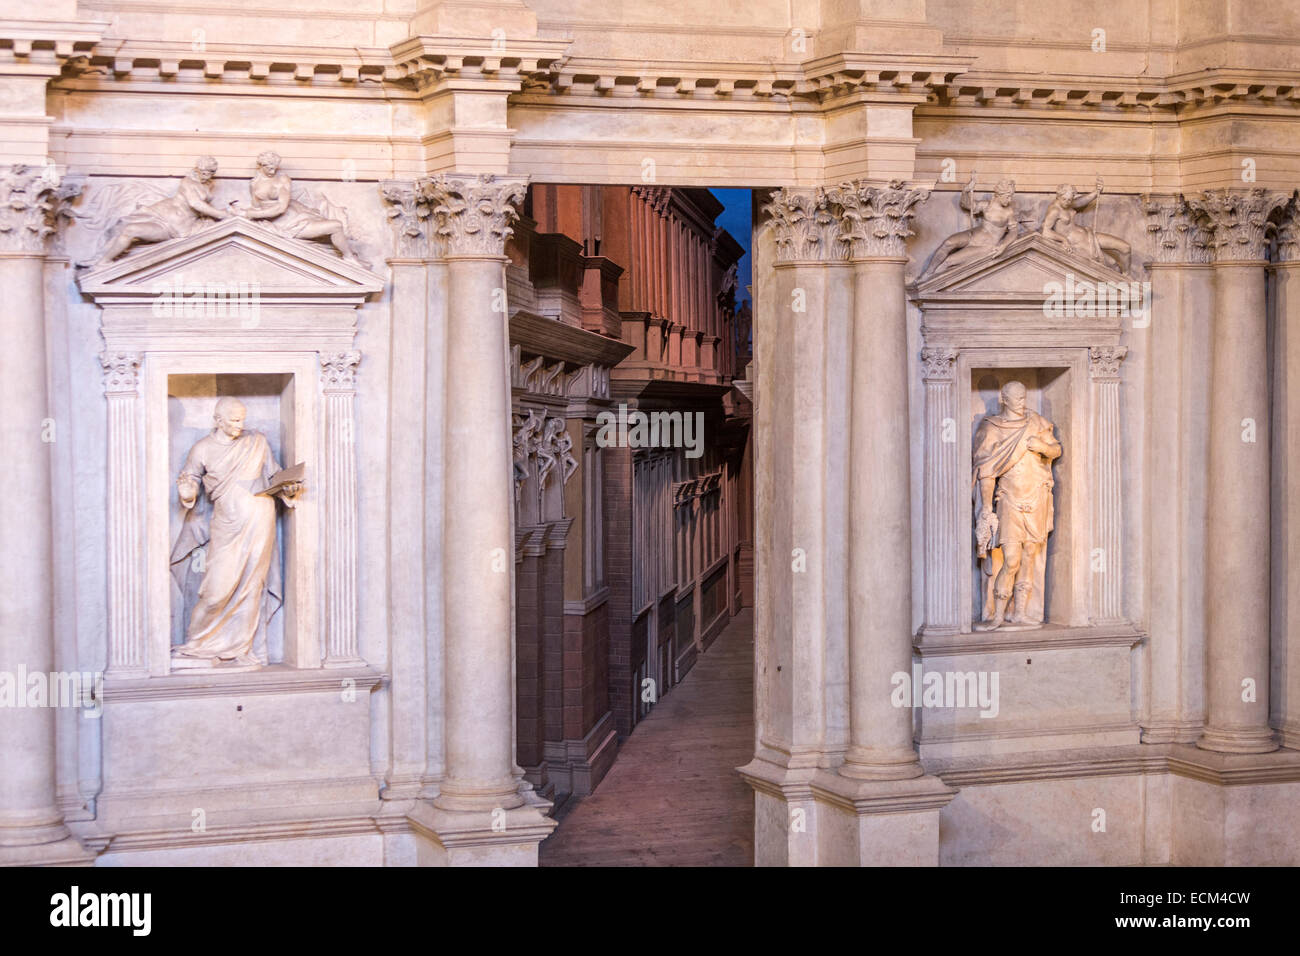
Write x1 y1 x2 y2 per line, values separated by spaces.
77 217 384 301
909 232 1132 305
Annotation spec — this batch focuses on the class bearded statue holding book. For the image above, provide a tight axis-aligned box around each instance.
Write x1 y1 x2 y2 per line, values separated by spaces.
169 397 305 668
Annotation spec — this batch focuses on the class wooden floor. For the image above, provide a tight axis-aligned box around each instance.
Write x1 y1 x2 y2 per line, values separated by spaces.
539 608 755 867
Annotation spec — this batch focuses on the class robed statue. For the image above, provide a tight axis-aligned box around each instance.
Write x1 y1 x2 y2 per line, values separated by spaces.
972 381 1061 630
169 397 304 667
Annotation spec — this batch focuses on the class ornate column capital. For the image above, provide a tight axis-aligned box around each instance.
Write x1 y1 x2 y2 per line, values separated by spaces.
0 164 84 255
418 173 528 258
1142 194 1214 264
379 179 435 258
827 179 930 259
320 350 361 391
1276 194 1300 263
1188 188 1291 263
100 350 142 395
920 345 958 382
1088 345 1128 381
762 186 845 263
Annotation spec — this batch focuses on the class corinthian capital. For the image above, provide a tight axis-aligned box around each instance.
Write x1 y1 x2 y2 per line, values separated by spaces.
100 350 142 395
0 164 84 254
417 173 528 257
379 180 435 258
762 186 845 263
1189 188 1290 263
1141 194 1214 264
1276 195 1300 263
1088 345 1128 381
320 350 361 391
826 179 930 259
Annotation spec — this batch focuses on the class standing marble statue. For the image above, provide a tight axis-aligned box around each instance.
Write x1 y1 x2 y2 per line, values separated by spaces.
170 397 304 667
96 156 228 263
920 172 1020 277
972 381 1061 630
231 150 359 262
1039 178 1131 274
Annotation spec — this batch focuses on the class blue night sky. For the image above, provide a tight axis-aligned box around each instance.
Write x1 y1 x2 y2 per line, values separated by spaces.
710 189 752 308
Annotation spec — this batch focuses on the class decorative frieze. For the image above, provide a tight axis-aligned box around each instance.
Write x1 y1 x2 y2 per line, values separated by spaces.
0 164 84 254
827 179 930 259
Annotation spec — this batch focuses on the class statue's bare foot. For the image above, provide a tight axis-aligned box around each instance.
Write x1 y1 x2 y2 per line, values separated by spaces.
972 618 1003 632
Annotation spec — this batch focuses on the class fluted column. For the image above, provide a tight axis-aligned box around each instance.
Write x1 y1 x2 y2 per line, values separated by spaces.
101 351 146 676
920 347 960 635
833 180 930 780
423 173 532 810
1195 188 1287 754
1274 200 1300 750
1089 345 1127 624
0 165 82 853
320 350 363 667
1139 196 1214 743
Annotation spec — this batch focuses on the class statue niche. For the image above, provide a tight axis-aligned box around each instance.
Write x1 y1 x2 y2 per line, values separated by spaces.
169 395 304 669
972 380 1061 631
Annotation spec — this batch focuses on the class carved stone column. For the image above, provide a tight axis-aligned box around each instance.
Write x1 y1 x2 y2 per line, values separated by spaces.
102 351 146 676
0 165 87 860
1273 200 1300 750
740 185 849 866
1194 188 1286 754
1139 197 1214 742
1088 344 1127 625
834 180 930 782
920 346 959 635
425 174 540 813
320 350 363 667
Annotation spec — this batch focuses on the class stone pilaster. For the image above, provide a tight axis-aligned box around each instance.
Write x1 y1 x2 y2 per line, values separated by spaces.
742 182 954 867
1192 188 1288 754
320 350 363 667
0 164 90 862
101 350 146 677
919 346 959 635
1088 344 1127 625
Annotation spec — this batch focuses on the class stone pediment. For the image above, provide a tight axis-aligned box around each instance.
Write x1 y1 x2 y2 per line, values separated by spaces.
77 217 384 305
909 232 1133 309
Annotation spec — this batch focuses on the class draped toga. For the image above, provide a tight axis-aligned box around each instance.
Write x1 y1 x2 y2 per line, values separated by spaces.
169 430 284 663
972 409 1056 546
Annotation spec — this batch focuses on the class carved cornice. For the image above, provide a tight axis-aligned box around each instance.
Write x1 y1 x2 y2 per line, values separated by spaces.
827 179 929 259
1189 188 1291 263
0 164 84 254
920 346 959 382
320 350 361 391
100 350 141 395
762 187 843 263
1142 194 1214 265
1088 345 1127 381
418 173 527 258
